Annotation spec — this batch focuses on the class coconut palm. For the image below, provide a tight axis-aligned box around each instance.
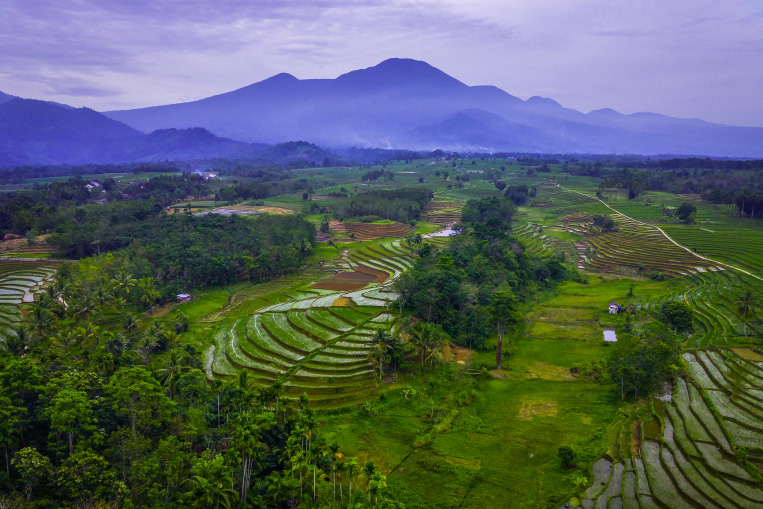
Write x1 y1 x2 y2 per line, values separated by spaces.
736 290 757 338
369 334 391 379
137 277 160 310
111 269 135 298
411 322 448 368
28 304 55 344
1 326 27 355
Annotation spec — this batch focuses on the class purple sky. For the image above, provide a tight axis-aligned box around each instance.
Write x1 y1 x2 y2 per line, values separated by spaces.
1 0 762 126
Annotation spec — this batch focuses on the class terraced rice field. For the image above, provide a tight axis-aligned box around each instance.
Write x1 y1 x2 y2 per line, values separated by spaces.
512 222 579 261
0 259 59 343
569 349 763 509
329 220 415 240
422 199 463 225
206 240 414 407
561 212 723 277
661 219 763 276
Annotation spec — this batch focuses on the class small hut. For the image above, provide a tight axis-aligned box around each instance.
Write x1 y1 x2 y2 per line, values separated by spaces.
608 302 620 315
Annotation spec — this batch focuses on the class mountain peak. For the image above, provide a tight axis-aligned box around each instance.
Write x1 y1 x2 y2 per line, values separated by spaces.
335 58 466 90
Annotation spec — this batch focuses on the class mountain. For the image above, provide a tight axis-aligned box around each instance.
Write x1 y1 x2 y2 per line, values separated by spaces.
104 58 763 157
0 98 329 166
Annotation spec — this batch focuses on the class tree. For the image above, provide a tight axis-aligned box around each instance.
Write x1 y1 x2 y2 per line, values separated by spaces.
106 367 175 433
347 458 360 497
56 449 127 506
558 446 575 468
229 412 273 502
0 393 24 475
676 202 697 223
45 388 94 455
607 329 678 400
735 290 757 338
659 301 693 332
12 447 52 502
181 451 238 509
487 287 522 370
410 322 448 368
369 329 392 379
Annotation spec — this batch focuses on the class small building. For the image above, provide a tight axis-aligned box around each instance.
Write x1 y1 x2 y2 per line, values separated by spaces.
177 293 192 302
608 302 620 315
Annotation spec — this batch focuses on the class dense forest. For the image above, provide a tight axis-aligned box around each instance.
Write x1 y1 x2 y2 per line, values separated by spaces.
396 197 569 351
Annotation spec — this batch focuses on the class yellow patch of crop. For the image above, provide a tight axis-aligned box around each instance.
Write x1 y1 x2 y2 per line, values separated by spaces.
524 361 574 381
516 399 558 421
332 297 356 307
730 347 763 362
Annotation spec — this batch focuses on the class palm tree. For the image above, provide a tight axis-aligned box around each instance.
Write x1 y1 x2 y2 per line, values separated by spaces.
369 330 391 379
347 458 360 498
156 349 190 397
52 327 78 354
335 461 347 501
736 290 757 338
121 312 138 332
111 269 135 298
1 326 27 355
411 323 447 368
137 277 160 310
180 452 237 509
362 460 376 490
28 304 55 345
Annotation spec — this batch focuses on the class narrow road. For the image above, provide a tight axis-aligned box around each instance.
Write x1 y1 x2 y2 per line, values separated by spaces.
555 184 763 282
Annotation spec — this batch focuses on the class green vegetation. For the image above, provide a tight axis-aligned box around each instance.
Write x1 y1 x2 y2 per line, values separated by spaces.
2 155 763 507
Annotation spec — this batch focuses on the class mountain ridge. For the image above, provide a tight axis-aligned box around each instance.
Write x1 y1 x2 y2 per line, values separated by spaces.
102 58 763 157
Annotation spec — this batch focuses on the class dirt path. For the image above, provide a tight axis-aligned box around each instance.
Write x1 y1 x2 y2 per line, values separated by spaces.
555 184 763 282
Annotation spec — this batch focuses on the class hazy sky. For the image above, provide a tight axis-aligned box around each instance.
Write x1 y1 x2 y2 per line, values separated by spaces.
1 0 761 126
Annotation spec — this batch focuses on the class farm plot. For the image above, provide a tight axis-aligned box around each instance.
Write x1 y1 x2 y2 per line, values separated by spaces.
0 259 59 345
561 212 723 277
422 199 463 225
684 349 763 449
512 222 579 261
573 371 763 509
329 220 415 240
207 240 411 407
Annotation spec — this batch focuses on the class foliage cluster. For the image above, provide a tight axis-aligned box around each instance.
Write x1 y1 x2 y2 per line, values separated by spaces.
333 187 433 223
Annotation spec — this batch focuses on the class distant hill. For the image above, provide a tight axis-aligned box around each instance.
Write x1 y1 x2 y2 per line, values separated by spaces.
104 58 763 157
0 98 330 167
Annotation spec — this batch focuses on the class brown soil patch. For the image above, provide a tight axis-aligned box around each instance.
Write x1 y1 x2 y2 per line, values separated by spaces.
332 297 356 307
631 421 643 457
312 271 377 291
516 399 558 421
451 345 475 364
354 264 388 283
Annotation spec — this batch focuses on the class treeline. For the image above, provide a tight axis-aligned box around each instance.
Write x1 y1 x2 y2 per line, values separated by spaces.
705 188 763 219
334 187 433 223
361 170 394 182
0 162 183 183
0 174 213 236
395 197 571 351
51 212 315 291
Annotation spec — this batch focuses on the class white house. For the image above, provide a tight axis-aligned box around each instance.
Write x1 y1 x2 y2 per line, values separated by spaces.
609 303 620 315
